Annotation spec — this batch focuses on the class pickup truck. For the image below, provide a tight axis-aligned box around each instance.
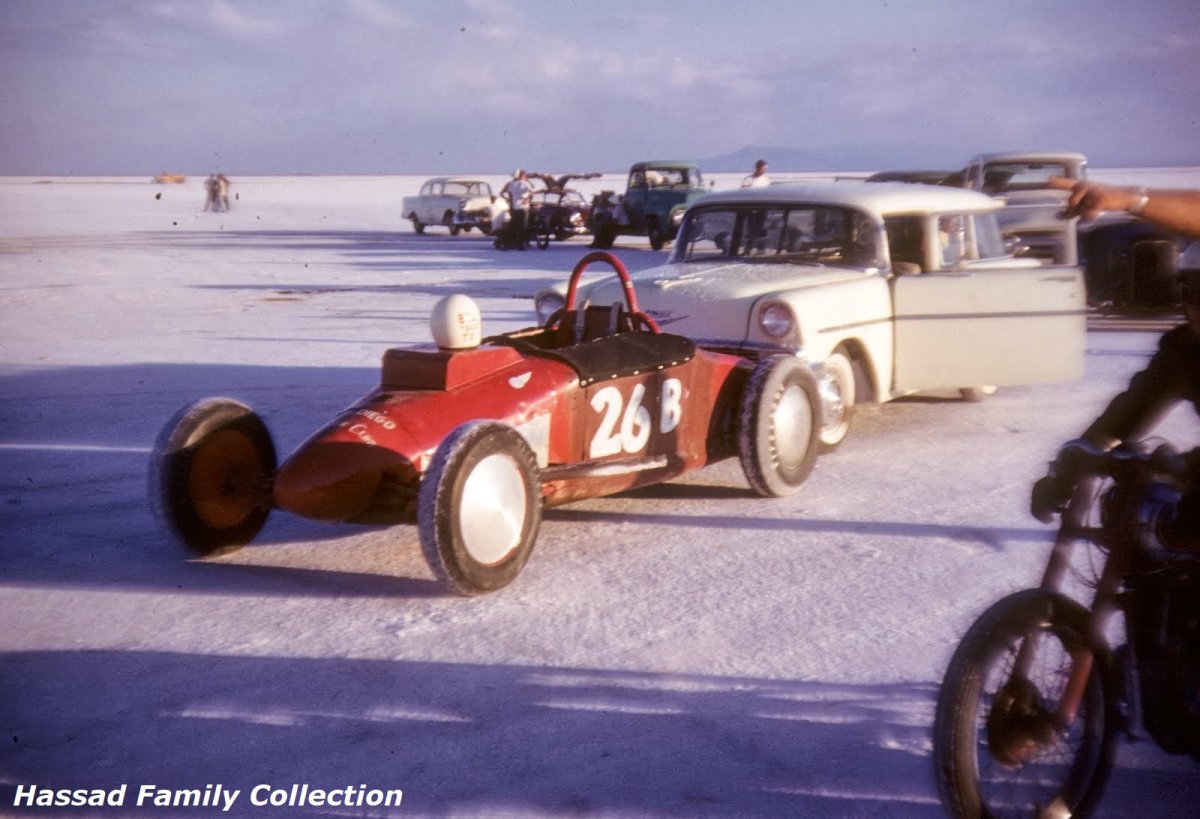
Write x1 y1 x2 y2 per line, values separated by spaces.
589 161 709 250
959 151 1088 265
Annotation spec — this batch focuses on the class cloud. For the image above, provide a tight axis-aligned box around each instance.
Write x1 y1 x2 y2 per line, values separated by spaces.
206 0 287 41
346 0 411 30
145 0 287 42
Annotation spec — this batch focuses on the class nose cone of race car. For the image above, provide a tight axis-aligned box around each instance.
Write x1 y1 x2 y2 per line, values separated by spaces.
273 441 403 522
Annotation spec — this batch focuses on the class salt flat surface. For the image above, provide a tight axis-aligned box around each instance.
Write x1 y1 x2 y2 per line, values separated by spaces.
1 171 1197 817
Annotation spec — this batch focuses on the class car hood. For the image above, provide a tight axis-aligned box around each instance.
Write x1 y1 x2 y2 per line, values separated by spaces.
582 261 870 342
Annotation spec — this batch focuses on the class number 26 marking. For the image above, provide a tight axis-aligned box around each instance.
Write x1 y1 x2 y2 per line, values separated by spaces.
589 378 682 458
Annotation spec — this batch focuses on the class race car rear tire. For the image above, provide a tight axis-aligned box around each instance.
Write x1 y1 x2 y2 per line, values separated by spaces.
738 355 820 497
150 398 276 556
418 421 542 595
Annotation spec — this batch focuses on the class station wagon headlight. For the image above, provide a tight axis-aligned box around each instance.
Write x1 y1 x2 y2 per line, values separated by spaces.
758 302 794 338
535 292 565 323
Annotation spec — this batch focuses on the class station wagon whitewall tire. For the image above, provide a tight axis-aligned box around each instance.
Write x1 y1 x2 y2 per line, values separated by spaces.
737 355 821 497
959 385 998 402
150 398 276 556
418 421 542 595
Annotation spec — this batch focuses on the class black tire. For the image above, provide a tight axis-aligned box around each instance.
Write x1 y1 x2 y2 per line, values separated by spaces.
818 347 856 451
590 220 618 249
647 220 665 251
933 589 1117 818
418 421 542 596
410 215 424 234
150 398 276 556
737 355 821 497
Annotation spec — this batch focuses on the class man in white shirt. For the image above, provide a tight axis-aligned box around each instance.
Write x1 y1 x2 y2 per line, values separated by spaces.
501 169 536 249
741 159 770 188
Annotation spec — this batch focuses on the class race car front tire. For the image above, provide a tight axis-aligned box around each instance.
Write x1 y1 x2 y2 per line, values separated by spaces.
418 421 542 595
150 398 276 556
737 355 821 498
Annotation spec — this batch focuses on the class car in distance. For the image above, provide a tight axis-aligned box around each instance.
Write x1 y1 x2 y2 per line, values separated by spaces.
537 183 1085 451
529 188 593 242
959 151 1088 264
865 170 959 186
402 177 495 235
590 161 708 250
151 252 823 596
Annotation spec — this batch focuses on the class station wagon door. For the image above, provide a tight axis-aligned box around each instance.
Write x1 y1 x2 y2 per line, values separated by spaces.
890 264 1085 394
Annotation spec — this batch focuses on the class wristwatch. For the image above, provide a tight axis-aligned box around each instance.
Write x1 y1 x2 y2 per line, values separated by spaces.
1127 187 1150 216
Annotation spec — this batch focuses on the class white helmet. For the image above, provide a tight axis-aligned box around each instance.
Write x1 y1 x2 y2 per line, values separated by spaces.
430 294 482 349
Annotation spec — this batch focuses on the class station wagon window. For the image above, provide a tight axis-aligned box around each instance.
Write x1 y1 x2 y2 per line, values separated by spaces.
443 181 489 197
673 205 881 268
936 211 1007 268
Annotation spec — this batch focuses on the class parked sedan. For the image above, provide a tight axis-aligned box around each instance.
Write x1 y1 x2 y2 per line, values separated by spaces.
536 183 1086 451
402 177 495 235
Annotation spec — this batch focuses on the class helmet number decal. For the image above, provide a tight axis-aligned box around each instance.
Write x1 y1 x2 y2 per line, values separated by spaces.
589 378 682 459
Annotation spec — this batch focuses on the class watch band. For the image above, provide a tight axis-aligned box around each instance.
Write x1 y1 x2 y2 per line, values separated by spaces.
1127 187 1150 216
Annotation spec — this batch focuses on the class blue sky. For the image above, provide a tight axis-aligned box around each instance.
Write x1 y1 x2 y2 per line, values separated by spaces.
2 0 1198 175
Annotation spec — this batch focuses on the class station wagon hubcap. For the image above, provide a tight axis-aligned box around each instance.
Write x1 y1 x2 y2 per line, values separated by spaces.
459 452 528 565
819 373 846 432
773 385 815 468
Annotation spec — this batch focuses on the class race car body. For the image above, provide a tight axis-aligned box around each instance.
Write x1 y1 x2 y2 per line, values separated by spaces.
152 253 822 595
272 316 746 521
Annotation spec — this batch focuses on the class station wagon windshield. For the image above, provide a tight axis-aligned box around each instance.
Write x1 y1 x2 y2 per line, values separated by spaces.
672 205 882 268
631 167 704 188
980 163 1073 193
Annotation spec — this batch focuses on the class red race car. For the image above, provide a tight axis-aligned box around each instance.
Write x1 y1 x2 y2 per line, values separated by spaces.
151 252 822 595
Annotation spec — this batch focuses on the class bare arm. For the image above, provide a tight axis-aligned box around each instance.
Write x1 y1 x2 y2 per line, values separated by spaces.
1048 176 1200 240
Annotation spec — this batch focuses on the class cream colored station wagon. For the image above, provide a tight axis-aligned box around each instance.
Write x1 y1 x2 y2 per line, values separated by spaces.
535 182 1086 450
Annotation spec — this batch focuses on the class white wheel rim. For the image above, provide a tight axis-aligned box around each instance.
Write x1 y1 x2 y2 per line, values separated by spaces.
819 355 853 443
458 452 528 565
772 384 814 468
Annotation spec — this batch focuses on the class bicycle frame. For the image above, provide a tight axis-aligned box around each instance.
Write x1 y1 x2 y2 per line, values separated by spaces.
1010 476 1124 731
